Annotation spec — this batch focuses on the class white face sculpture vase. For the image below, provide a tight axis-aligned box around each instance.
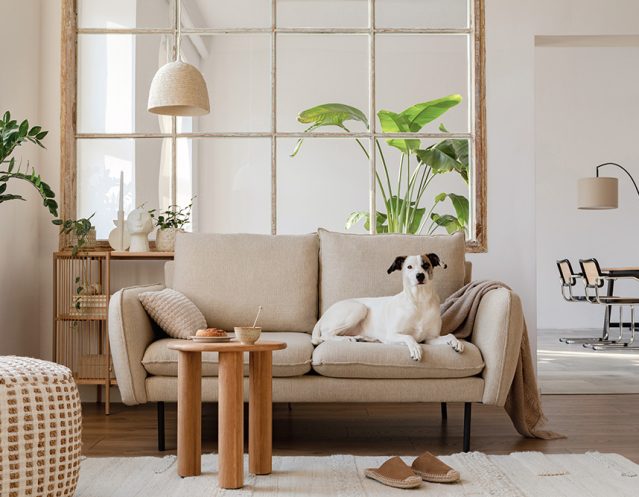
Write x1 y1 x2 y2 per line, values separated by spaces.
126 207 153 252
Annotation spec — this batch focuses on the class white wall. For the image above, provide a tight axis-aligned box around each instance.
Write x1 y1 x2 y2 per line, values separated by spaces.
0 0 45 357
536 39 639 329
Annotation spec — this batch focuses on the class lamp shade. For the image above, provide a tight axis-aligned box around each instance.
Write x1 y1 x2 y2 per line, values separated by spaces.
577 177 618 209
147 61 210 116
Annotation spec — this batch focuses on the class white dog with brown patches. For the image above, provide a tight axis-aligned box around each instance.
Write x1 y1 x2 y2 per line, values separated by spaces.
311 253 464 361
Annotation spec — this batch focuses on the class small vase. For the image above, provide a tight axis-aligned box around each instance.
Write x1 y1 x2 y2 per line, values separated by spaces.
155 227 181 252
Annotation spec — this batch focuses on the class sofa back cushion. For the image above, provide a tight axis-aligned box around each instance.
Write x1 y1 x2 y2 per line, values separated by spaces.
318 229 466 313
172 233 319 332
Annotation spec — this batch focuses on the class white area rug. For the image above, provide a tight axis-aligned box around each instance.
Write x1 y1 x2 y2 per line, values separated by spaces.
76 452 639 496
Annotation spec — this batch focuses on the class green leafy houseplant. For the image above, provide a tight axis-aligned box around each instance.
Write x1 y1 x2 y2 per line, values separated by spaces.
149 198 194 230
0 111 94 254
149 198 194 251
291 95 469 235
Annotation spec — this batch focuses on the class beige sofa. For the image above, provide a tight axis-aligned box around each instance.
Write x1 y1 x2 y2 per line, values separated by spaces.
108 229 524 452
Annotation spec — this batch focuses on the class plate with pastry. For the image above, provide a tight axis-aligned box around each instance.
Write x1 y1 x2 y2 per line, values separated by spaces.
189 328 234 343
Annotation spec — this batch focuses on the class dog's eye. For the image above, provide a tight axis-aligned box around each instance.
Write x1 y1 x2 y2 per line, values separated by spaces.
407 265 413 269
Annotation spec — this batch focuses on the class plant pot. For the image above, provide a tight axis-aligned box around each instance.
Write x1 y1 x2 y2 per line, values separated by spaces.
67 227 97 249
155 227 181 252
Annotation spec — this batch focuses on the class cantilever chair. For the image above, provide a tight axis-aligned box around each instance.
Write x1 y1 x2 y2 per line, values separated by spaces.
557 259 587 343
556 259 612 345
579 258 639 350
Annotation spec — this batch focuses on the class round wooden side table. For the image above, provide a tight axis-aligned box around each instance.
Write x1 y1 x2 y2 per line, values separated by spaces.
167 340 287 489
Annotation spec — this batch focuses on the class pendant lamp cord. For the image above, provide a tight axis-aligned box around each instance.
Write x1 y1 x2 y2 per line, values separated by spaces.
175 0 181 61
595 162 639 198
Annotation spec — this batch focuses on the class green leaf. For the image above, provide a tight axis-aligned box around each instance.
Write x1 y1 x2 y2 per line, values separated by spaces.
345 210 388 232
28 126 41 136
18 120 29 137
292 103 368 157
447 193 469 228
408 207 426 234
430 213 463 234
377 110 420 153
400 94 462 132
0 183 6 194
297 103 368 128
416 138 469 183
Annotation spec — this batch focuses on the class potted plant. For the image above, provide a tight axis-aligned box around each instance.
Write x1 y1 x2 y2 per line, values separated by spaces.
149 198 194 251
291 95 469 235
1 111 94 254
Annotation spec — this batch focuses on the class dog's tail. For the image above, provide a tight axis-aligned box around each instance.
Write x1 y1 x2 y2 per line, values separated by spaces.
311 319 323 346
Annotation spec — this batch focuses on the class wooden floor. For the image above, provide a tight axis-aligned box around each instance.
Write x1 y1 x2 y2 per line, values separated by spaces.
82 395 639 463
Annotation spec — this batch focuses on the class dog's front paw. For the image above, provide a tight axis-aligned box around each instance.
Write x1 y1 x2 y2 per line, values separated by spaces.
408 343 422 361
447 337 464 353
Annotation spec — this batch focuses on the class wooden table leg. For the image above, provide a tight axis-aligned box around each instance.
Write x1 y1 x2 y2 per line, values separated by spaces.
218 351 244 489
249 351 273 475
177 351 201 477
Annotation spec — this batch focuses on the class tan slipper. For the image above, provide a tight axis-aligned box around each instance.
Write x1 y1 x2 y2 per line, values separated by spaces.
411 452 460 483
364 456 422 489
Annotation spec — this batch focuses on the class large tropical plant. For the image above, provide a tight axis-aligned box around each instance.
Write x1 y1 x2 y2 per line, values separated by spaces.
291 95 469 235
1 111 93 253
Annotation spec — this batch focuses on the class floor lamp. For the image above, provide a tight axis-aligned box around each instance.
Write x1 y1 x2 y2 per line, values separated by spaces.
577 162 639 209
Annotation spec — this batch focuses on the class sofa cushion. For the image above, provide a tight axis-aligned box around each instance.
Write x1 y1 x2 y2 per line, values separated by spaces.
142 332 313 377
172 232 319 332
318 229 466 313
311 340 483 379
138 288 206 339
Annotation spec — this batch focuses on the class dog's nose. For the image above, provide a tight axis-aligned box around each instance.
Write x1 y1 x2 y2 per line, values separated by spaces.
416 273 425 283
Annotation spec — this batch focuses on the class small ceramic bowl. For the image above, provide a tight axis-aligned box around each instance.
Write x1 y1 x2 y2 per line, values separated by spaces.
234 326 261 344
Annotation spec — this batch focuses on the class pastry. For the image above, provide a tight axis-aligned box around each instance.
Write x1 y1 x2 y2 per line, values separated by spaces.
195 328 227 337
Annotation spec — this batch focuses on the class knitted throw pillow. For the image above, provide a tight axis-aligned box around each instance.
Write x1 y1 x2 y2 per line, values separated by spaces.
138 288 207 339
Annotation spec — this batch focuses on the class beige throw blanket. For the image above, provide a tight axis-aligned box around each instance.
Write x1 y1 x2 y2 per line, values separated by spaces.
440 280 563 440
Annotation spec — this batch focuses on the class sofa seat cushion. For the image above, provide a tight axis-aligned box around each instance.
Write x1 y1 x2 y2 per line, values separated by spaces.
311 340 484 379
142 332 313 377
318 229 466 314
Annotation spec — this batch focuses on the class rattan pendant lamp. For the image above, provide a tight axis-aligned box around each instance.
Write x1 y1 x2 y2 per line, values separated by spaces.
147 0 210 116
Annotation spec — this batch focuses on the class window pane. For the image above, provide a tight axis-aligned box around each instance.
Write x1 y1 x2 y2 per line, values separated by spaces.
277 34 369 133
78 34 173 134
374 139 471 237
376 34 470 133
190 139 271 233
277 138 370 234
376 0 469 29
277 0 368 28
183 35 271 133
187 0 271 28
78 0 173 29
77 138 165 239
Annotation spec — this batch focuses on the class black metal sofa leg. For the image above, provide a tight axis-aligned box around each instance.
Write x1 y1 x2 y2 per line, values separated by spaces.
463 402 472 452
157 401 166 451
441 402 448 421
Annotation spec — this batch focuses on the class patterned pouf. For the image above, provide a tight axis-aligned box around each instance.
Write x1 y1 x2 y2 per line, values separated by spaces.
0 356 82 497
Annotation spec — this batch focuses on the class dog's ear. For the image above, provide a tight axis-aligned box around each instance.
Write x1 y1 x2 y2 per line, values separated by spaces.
387 256 407 274
425 253 447 269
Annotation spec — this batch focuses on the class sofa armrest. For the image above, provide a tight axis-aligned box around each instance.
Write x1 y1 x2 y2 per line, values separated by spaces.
471 287 524 407
108 283 163 405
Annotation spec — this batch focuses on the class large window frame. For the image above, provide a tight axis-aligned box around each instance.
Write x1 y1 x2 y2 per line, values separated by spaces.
60 0 486 251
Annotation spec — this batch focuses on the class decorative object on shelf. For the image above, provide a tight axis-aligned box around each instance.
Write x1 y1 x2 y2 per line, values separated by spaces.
149 197 194 251
126 207 154 252
291 96 469 235
147 0 209 116
577 162 639 209
108 170 131 251
59 215 96 256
